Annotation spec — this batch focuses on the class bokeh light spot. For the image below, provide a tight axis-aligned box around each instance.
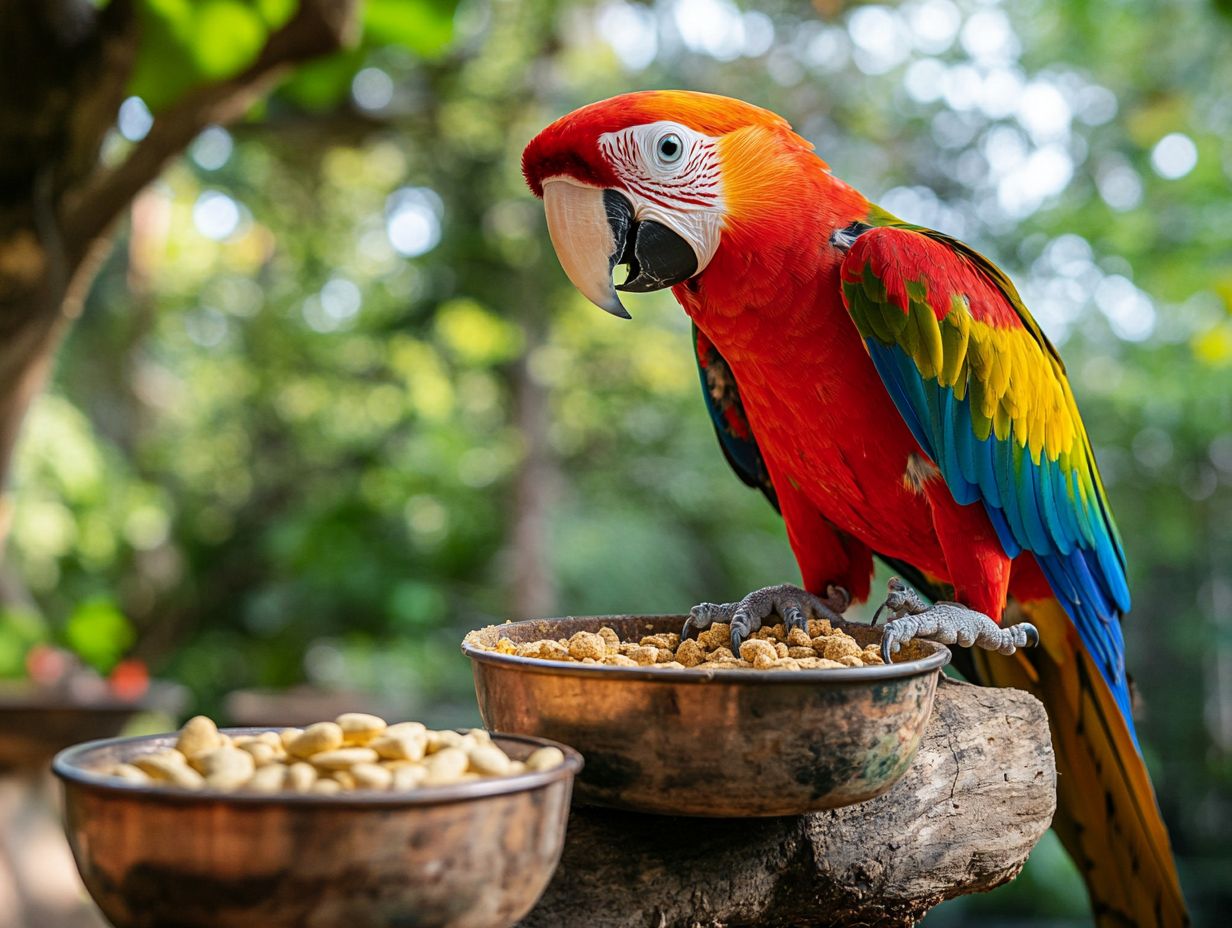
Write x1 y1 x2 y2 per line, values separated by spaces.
907 0 961 55
118 96 153 142
386 187 443 257
1150 132 1198 179
190 126 234 171
352 67 395 111
192 191 241 240
599 1 658 70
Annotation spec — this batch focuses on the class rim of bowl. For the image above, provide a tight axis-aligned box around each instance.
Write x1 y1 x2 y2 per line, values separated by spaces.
462 614 951 683
53 729 583 807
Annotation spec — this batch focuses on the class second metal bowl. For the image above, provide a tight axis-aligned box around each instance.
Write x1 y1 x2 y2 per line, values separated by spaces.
54 729 582 928
463 615 949 817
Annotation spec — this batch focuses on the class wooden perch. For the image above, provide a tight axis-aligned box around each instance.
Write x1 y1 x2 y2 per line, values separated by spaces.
520 679 1056 928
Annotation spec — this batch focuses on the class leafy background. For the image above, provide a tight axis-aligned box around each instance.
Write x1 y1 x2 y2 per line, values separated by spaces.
3 0 1230 923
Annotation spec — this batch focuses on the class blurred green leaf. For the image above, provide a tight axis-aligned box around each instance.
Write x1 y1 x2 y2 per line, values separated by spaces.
363 0 459 58
129 0 271 110
277 47 365 111
191 1 267 78
0 610 50 679
255 0 295 30
64 599 135 673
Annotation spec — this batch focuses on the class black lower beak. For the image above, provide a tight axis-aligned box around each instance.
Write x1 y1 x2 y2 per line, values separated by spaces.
603 191 698 296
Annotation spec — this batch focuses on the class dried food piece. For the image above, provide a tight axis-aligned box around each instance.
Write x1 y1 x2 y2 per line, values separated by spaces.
473 618 894 674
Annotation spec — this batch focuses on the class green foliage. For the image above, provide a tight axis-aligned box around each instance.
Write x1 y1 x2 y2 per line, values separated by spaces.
63 598 135 673
130 0 458 112
363 0 457 56
0 609 49 679
130 0 284 110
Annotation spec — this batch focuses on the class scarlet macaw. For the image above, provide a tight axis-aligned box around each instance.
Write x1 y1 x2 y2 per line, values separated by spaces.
522 91 1187 926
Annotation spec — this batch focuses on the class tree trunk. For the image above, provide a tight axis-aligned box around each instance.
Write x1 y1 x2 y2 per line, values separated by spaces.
0 0 360 577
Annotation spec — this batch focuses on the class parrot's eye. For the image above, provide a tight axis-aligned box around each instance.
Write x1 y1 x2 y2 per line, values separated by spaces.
655 133 684 165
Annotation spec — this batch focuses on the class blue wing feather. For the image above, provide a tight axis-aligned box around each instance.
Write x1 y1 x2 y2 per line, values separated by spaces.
842 225 1135 736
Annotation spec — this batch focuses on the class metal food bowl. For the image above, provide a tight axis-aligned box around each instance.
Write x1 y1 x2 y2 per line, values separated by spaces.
0 680 186 774
462 615 950 817
53 729 583 928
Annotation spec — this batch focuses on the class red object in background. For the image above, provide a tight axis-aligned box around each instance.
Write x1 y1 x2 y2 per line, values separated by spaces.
25 644 71 687
108 660 150 701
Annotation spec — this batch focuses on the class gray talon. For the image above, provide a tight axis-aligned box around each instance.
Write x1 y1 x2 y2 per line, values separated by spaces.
873 578 1042 663
784 605 807 634
685 583 852 656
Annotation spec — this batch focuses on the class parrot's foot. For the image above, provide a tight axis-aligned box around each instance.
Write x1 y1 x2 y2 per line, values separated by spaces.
683 583 850 652
873 577 1039 664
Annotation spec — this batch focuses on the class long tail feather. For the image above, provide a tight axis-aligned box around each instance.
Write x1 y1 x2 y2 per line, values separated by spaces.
972 597 1188 927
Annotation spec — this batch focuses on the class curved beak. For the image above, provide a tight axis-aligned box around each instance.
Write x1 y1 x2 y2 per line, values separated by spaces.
541 180 698 319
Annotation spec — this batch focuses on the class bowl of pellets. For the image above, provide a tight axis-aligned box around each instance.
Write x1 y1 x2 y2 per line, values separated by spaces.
53 713 582 928
462 614 949 816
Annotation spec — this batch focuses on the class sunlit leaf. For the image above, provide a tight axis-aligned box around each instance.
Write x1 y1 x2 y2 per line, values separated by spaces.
129 0 271 111
191 1 268 78
277 48 366 111
64 599 136 673
0 610 50 679
128 0 203 111
255 0 296 30
363 0 458 58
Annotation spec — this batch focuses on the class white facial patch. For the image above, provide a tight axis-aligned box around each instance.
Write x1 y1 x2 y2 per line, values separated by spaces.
597 121 726 273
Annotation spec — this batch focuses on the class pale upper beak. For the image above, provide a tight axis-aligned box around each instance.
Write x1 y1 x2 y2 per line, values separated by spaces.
541 178 699 319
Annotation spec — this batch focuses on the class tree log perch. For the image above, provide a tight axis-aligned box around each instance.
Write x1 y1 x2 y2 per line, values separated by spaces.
521 679 1056 928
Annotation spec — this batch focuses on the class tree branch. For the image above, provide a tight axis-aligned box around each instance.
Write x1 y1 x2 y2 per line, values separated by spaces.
64 0 360 260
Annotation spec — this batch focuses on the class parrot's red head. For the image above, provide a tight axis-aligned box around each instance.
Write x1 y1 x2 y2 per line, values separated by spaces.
522 91 835 318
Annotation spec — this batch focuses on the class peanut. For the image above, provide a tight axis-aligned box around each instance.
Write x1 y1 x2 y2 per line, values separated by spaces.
285 762 318 792
391 764 427 791
351 763 393 790
426 729 464 753
311 747 378 770
176 716 221 759
199 747 256 790
371 731 427 762
109 763 151 784
132 752 204 789
287 722 344 759
238 741 280 767
467 743 512 777
423 747 469 785
525 747 565 772
336 712 387 745
104 718 561 795
246 764 286 793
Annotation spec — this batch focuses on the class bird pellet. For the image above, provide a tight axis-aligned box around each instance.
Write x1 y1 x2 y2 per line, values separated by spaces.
475 618 885 671
104 715 563 793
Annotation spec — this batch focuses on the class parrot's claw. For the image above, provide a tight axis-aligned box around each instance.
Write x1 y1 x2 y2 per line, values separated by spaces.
682 583 849 654
875 577 1039 664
